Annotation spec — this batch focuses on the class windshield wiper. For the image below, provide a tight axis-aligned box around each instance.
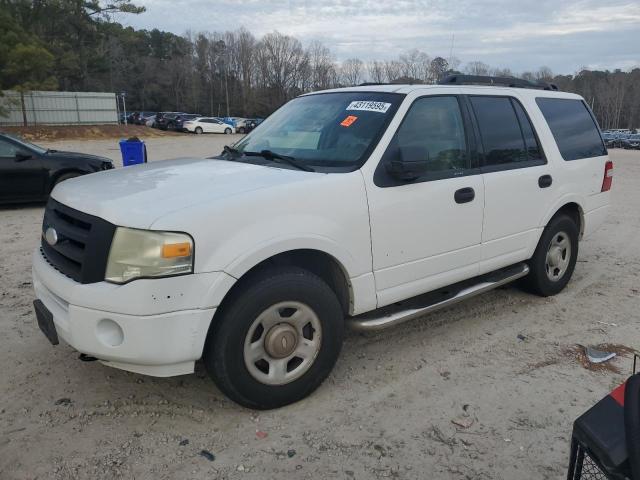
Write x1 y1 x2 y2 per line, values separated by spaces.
244 150 314 172
222 145 240 157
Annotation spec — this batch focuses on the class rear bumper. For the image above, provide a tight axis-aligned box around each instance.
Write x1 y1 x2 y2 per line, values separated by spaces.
32 248 218 376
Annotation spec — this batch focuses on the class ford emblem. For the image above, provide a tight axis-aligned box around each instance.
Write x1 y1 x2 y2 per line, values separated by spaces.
45 227 59 246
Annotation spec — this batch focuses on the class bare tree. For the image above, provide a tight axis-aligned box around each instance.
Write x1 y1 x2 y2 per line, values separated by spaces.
307 40 337 90
465 61 491 76
340 58 364 86
254 32 307 106
383 60 403 83
535 66 554 82
367 60 386 83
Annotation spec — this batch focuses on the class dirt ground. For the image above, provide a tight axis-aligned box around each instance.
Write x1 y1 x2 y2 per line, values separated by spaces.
2 125 182 142
1 143 639 480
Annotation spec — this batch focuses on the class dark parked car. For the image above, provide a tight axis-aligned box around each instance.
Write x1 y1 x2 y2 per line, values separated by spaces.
0 133 113 204
173 114 202 132
622 134 640 150
602 132 617 148
127 111 141 124
244 118 264 133
154 112 185 130
136 111 157 125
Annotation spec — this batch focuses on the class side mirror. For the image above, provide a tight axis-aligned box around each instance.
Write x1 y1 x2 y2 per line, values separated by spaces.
386 145 430 181
15 152 32 162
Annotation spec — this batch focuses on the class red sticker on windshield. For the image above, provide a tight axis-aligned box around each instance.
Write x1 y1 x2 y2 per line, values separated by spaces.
340 115 358 127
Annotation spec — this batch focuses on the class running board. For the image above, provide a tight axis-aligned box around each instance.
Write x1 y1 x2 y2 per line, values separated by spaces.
348 262 530 332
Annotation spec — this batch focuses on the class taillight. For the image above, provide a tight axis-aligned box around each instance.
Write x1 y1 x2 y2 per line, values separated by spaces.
601 160 613 192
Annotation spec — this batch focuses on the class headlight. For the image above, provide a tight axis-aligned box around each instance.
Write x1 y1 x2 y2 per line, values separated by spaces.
105 228 194 284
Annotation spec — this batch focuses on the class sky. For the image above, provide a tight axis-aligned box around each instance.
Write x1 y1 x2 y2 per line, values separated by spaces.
120 0 640 75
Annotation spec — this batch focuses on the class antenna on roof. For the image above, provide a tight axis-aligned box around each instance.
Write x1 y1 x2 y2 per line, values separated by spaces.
448 34 455 63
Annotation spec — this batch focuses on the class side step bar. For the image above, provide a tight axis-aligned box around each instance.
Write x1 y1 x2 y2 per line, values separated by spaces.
348 262 530 332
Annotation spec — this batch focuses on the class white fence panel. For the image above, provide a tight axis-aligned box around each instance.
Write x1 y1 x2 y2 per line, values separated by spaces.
0 91 118 126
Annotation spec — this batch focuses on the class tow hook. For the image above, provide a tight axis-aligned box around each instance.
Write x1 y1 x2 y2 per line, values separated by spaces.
78 353 98 362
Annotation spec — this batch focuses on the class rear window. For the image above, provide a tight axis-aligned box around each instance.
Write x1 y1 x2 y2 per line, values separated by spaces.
536 98 606 160
469 96 544 168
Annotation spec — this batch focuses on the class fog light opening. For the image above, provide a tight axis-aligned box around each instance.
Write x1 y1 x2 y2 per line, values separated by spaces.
96 319 125 347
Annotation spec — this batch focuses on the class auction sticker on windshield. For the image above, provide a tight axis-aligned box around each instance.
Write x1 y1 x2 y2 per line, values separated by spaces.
346 101 391 113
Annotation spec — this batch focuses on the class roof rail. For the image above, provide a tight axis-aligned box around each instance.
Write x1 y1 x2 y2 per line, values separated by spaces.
439 74 559 91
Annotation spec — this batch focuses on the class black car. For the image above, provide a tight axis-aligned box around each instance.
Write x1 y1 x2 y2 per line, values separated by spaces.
154 112 185 130
0 133 113 204
173 114 202 132
136 111 157 125
244 118 264 133
127 111 141 124
621 134 640 150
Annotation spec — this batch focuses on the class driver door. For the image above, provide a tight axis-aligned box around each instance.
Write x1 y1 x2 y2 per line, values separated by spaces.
364 93 485 307
0 138 45 202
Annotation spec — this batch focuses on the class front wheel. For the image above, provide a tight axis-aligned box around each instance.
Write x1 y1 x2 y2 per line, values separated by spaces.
203 267 344 409
524 214 579 296
195 127 203 134
224 128 232 134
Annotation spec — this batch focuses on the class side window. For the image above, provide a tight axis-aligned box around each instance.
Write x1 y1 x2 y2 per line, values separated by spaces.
512 100 543 161
470 96 530 167
391 96 468 176
0 139 19 157
536 98 606 160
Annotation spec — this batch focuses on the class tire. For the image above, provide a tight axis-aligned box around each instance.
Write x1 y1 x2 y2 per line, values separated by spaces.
524 214 579 296
224 128 232 134
203 267 344 409
195 127 203 134
53 172 82 188
238 127 246 134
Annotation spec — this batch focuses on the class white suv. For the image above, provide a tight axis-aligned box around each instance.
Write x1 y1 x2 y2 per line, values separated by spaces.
32 76 612 409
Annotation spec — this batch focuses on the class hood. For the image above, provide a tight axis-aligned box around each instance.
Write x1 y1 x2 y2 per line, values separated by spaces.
51 157 316 228
46 150 112 163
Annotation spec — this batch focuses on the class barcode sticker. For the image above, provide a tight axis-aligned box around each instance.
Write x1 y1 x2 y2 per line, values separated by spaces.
346 101 391 113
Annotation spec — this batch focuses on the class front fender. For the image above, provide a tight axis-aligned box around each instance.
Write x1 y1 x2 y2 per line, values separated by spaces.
224 234 360 280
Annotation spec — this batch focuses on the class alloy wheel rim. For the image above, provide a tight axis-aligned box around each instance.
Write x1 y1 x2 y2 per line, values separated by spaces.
243 301 322 386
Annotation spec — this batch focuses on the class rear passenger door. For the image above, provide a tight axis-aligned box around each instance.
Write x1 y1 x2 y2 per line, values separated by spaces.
467 95 553 274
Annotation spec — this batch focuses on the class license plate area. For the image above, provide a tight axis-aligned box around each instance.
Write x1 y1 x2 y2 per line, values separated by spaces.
34 299 59 345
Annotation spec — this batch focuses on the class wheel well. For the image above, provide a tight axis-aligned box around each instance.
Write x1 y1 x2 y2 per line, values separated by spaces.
553 203 584 238
221 250 351 316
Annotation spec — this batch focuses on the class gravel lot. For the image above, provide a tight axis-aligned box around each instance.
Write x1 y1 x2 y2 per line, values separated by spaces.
1 140 639 480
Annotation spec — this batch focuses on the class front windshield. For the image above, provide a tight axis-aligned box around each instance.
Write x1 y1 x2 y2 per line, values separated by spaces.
4 133 47 154
232 92 403 172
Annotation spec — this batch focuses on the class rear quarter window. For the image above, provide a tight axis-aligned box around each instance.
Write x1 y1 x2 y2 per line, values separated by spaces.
536 98 606 160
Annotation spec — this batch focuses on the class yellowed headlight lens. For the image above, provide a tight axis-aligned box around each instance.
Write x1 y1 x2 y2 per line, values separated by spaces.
105 228 194 283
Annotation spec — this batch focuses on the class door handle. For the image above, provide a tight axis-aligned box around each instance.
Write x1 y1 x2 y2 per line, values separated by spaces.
538 175 553 188
454 187 475 204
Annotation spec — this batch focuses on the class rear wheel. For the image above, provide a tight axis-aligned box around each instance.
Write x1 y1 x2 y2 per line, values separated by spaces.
524 214 579 296
195 127 203 134
204 267 344 409
224 128 232 134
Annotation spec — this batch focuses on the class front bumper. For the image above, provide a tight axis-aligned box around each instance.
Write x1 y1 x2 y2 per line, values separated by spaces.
32 248 220 376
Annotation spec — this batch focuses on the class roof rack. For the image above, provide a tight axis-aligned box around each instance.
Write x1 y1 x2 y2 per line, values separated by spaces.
439 74 559 91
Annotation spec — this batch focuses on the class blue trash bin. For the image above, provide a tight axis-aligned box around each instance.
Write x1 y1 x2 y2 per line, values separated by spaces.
119 137 147 167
